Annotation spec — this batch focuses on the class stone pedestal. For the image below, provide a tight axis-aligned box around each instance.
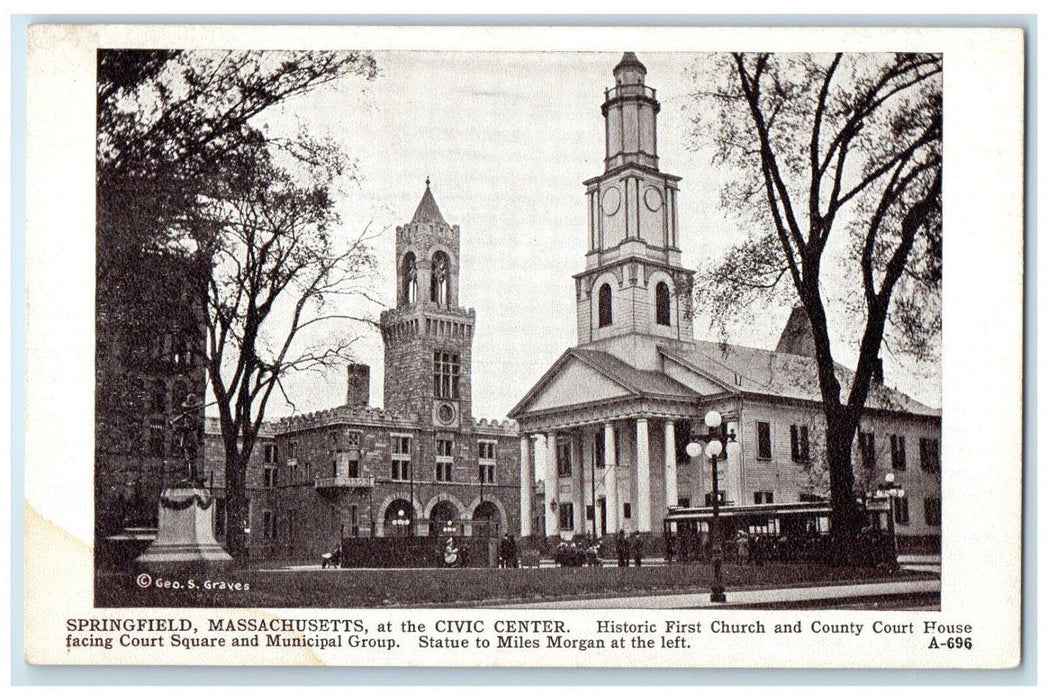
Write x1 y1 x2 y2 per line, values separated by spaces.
135 485 232 572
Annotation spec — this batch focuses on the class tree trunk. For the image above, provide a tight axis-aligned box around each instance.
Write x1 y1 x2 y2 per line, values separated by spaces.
825 416 861 540
224 447 249 564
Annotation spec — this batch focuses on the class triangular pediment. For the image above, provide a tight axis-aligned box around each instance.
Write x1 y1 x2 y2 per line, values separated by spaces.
509 351 636 418
527 357 632 412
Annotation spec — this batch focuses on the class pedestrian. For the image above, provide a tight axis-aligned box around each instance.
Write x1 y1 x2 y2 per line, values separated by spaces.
507 533 519 568
752 534 764 567
736 531 749 564
630 531 643 567
616 529 628 567
497 534 509 568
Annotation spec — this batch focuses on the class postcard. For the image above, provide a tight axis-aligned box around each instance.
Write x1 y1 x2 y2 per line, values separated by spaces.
23 23 1024 668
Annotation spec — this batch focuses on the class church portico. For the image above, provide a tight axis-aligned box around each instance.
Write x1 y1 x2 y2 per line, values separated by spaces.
515 393 699 537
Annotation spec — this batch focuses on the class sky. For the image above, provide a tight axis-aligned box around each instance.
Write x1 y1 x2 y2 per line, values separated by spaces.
251 50 941 420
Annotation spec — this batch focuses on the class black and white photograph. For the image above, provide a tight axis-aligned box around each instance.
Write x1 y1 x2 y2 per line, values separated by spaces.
22 24 1023 668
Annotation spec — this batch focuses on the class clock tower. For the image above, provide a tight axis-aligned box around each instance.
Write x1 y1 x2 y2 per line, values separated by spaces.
380 181 475 429
574 53 695 360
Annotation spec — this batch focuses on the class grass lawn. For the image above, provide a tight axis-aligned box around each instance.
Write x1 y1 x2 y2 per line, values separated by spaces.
96 562 935 608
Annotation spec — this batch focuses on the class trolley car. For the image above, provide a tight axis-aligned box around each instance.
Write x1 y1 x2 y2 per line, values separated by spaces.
663 499 897 566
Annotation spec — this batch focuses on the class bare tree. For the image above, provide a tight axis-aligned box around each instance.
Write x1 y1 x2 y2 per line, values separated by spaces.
198 156 376 562
96 50 379 552
689 53 942 538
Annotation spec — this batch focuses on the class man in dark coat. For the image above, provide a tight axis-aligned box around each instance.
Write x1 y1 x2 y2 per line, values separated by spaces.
630 532 643 567
506 534 519 568
615 529 628 567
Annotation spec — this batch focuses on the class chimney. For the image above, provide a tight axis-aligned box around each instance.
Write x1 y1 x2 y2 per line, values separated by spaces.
872 357 884 385
346 364 370 407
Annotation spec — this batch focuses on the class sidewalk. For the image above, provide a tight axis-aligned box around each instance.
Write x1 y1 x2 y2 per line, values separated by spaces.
495 577 940 609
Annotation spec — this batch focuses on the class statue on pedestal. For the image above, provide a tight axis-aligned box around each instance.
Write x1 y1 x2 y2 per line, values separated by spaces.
168 392 203 485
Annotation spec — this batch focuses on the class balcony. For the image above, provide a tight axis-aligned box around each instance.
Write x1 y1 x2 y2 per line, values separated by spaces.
315 475 375 490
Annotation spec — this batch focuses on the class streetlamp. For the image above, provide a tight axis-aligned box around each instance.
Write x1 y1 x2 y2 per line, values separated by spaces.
686 410 740 603
875 472 905 563
392 508 411 537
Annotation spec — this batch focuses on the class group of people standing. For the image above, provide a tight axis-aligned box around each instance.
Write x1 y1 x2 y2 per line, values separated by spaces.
615 529 644 567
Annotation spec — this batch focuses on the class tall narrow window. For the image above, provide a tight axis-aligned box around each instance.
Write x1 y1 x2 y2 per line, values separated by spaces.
402 252 418 304
433 351 461 399
598 283 612 328
890 434 907 471
655 281 671 326
756 421 772 460
478 440 497 484
391 435 412 481
920 438 940 472
859 431 876 470
593 430 605 469
790 425 810 462
152 380 167 414
558 503 574 530
924 497 942 526
263 443 278 464
430 252 450 305
435 439 454 482
894 497 910 525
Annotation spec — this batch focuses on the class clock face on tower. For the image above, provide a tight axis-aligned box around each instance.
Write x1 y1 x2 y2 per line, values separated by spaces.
644 186 663 212
601 187 621 216
436 402 457 426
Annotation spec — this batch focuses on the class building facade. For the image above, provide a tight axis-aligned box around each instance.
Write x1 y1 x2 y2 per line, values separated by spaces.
205 185 521 561
509 53 941 548
96 252 207 540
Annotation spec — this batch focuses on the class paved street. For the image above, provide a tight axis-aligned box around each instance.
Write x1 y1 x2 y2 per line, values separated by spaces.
494 577 940 609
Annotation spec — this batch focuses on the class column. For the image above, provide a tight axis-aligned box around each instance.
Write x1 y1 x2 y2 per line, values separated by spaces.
519 436 532 537
572 432 585 535
726 419 742 506
604 423 618 534
636 418 651 532
545 432 558 537
664 419 678 510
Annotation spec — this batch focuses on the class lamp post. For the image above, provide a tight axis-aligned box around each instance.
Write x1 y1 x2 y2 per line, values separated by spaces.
875 472 905 563
686 410 740 604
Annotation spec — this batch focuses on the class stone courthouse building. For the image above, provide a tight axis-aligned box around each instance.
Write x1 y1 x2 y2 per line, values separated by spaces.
205 185 520 560
509 53 942 549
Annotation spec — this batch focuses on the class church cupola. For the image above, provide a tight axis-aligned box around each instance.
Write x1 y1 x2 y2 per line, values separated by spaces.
603 51 660 172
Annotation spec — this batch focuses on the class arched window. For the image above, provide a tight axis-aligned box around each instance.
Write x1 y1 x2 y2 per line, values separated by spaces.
655 281 671 326
402 253 418 304
598 283 613 328
430 252 450 306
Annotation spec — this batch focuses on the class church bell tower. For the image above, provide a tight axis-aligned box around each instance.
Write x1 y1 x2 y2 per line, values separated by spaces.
380 181 475 428
574 53 695 353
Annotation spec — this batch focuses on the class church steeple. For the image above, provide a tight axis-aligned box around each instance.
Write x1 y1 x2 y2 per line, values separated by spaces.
575 53 695 351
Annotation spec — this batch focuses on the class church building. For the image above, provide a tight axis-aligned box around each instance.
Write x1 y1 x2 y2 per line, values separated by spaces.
508 53 941 550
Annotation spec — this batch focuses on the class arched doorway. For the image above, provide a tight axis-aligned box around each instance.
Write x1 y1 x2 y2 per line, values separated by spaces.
383 499 415 537
473 501 499 537
428 501 459 537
